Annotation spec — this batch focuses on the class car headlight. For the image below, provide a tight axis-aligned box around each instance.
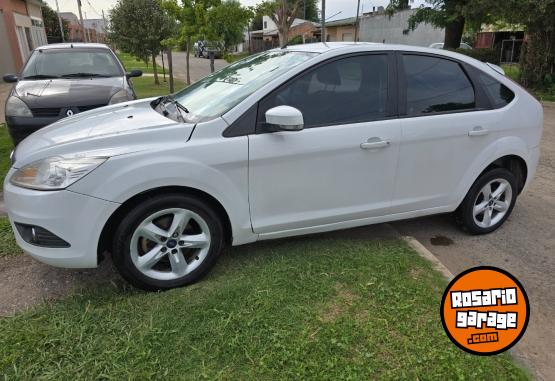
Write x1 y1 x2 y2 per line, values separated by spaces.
10 156 108 190
5 96 32 117
109 89 132 105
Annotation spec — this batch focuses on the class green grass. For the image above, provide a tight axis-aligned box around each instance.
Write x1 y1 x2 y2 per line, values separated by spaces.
0 123 13 185
224 51 251 63
0 216 20 257
117 52 162 74
130 76 187 99
0 239 529 380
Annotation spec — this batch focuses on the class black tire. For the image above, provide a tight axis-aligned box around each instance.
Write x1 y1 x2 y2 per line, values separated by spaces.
455 168 518 235
112 194 225 291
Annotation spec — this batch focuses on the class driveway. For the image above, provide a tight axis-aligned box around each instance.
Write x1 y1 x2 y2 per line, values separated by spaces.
156 52 228 84
0 82 11 123
393 102 555 380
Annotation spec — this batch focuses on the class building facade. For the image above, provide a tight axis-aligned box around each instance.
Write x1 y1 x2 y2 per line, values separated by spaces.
0 0 47 73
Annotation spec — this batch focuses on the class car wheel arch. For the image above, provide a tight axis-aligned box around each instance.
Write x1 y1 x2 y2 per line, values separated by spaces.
97 185 233 263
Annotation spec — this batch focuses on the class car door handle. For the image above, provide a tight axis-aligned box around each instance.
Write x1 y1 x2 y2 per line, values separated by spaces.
360 138 390 150
468 127 490 137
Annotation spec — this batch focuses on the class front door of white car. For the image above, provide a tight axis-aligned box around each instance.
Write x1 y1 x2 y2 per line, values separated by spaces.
249 53 401 234
391 53 500 213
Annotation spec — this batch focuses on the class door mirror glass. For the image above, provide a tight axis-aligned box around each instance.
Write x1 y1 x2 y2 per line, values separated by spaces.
126 69 143 78
265 106 304 131
3 74 18 83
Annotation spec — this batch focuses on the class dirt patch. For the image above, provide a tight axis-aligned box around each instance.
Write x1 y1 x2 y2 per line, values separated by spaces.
0 254 120 317
430 235 454 246
321 283 361 323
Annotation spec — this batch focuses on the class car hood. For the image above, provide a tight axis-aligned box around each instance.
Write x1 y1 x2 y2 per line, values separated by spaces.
14 77 124 108
14 99 195 166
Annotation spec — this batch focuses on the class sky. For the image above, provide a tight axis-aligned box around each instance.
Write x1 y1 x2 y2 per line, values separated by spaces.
44 0 426 22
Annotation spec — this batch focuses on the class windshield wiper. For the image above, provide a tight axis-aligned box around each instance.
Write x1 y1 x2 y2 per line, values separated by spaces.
60 73 111 78
23 74 59 79
154 95 189 122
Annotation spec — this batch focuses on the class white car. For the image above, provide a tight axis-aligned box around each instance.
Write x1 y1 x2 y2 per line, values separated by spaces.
430 42 473 50
4 43 543 291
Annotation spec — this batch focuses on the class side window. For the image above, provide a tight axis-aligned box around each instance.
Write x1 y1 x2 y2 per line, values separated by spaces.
402 55 475 115
259 54 389 128
479 73 515 108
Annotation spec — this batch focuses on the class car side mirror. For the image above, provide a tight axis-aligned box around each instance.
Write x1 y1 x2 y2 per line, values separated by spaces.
126 70 143 78
265 106 304 132
3 74 18 83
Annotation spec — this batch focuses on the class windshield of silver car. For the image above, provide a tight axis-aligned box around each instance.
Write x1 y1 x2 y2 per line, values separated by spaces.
171 51 318 123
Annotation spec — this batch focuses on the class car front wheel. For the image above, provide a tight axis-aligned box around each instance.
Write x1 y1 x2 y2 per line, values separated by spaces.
456 168 518 234
112 194 224 291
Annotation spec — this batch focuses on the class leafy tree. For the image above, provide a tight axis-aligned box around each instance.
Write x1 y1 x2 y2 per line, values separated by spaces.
256 0 303 47
162 0 220 84
206 1 252 51
109 0 174 84
298 0 319 22
41 3 69 42
390 0 495 49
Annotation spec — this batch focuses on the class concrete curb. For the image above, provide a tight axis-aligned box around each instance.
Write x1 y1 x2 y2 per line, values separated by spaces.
402 235 454 281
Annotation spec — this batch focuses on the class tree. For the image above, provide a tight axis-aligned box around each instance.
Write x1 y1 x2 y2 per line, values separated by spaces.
298 0 319 22
256 0 303 47
109 0 174 84
163 0 220 84
391 0 495 49
41 3 69 42
206 1 252 51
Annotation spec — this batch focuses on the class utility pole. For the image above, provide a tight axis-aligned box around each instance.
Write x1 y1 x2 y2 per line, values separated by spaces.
77 0 88 42
354 0 361 42
84 12 91 42
101 10 107 43
321 0 326 43
54 0 65 42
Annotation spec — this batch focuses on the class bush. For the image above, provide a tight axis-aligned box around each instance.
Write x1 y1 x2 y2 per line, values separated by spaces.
452 48 501 65
288 35 303 45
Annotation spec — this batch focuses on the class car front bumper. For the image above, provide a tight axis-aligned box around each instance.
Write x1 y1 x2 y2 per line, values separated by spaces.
3 177 120 268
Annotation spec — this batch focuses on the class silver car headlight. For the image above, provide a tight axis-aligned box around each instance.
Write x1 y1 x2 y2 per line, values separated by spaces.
10 156 108 190
109 89 132 105
5 96 32 117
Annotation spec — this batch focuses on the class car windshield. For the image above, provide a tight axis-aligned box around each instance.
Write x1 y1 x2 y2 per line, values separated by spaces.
172 50 317 123
21 48 123 79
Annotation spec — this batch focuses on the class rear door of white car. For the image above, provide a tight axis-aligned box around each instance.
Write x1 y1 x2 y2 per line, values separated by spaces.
391 52 501 213
248 53 401 234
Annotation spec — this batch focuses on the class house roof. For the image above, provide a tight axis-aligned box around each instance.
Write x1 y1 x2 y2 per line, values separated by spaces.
325 17 357 27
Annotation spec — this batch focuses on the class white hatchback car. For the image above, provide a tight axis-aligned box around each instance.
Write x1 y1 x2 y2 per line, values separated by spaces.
4 43 543 290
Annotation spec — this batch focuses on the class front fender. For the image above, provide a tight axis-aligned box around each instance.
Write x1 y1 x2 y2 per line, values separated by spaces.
69 137 255 245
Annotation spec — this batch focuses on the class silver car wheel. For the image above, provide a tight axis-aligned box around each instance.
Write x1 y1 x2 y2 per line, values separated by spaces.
130 208 211 281
472 178 513 229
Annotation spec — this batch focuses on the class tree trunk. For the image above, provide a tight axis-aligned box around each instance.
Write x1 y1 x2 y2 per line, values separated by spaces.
186 36 191 85
520 30 555 88
152 54 160 85
209 51 215 73
278 24 289 47
167 48 174 93
443 16 465 49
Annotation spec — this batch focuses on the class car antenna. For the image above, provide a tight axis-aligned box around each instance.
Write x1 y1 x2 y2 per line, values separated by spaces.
71 43 74 48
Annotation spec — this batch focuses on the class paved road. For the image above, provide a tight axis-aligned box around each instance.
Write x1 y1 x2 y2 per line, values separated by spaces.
156 52 228 84
0 82 11 123
393 102 555 380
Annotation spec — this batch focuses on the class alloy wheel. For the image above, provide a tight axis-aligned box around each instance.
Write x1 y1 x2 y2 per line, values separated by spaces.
472 178 513 229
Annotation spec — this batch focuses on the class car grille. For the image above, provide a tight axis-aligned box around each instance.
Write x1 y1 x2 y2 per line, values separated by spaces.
31 104 106 117
31 107 61 117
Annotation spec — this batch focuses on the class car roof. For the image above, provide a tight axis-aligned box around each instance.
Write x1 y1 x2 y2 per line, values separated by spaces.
34 43 111 51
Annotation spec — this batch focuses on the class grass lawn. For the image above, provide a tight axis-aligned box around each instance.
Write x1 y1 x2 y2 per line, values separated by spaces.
0 238 528 380
117 52 162 74
131 76 186 99
0 123 14 185
0 216 19 257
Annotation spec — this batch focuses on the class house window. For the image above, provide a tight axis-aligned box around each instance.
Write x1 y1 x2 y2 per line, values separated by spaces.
263 21 267 29
16 26 31 61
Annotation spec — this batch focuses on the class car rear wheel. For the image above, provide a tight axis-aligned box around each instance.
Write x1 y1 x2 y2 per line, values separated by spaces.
112 194 224 291
456 168 518 234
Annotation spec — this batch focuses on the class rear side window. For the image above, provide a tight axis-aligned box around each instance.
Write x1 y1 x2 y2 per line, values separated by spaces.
259 54 389 128
479 73 515 108
402 55 475 115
